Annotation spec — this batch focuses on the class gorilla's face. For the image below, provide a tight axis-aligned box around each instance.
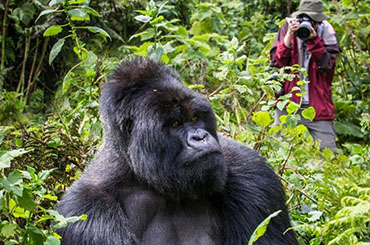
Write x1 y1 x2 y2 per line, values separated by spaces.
129 85 226 198
102 58 227 198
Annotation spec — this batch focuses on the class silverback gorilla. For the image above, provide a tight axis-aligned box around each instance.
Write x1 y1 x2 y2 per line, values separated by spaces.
57 57 298 245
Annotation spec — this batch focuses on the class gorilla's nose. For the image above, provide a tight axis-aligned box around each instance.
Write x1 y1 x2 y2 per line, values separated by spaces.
187 129 209 148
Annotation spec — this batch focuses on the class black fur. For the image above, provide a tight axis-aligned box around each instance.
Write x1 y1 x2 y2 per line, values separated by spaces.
57 57 298 245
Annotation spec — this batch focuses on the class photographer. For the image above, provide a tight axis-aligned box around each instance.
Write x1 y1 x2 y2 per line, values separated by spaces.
270 0 340 153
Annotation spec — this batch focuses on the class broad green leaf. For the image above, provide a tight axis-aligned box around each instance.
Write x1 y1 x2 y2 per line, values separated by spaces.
25 225 44 244
18 189 36 211
286 102 299 114
252 111 271 128
134 15 152 23
307 210 323 222
12 206 29 218
79 6 101 17
248 210 282 245
162 42 175 54
40 169 55 182
7 171 23 184
86 26 111 39
43 25 63 37
293 124 307 135
276 100 289 111
230 36 239 49
334 121 364 138
36 9 58 22
192 34 210 42
49 39 65 65
1 223 17 238
45 236 61 245
302 106 316 121
150 16 164 25
148 46 163 62
286 114 300 128
130 28 155 41
1 177 23 196
175 26 188 37
0 149 28 169
49 0 64 6
68 9 89 21
62 68 74 94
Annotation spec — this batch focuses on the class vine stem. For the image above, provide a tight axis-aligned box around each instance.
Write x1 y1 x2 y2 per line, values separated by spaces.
243 91 267 124
1 0 9 70
17 35 31 95
25 38 40 101
279 141 294 176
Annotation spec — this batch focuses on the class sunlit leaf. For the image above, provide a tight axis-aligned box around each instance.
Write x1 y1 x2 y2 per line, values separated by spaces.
45 236 61 245
36 9 58 22
135 15 152 23
49 0 64 7
43 25 63 37
252 111 271 128
68 8 89 21
49 39 65 65
0 149 28 169
302 106 316 121
86 26 111 39
248 210 282 244
1 223 17 238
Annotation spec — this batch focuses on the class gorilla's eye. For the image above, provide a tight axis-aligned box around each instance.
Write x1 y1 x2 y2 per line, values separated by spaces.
191 116 199 122
171 120 181 128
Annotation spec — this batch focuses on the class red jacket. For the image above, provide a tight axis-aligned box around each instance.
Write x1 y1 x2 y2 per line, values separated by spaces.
270 21 340 120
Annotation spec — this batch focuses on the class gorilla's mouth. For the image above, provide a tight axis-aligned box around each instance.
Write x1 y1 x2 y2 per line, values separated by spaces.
182 150 224 167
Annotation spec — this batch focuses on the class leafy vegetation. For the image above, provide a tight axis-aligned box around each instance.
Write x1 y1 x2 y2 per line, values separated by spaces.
0 0 369 244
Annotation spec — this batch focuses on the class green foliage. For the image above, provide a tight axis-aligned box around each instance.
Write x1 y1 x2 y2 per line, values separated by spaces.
38 0 111 64
0 130 85 244
0 0 369 243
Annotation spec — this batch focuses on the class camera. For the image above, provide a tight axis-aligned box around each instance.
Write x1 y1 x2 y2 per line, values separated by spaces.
295 16 315 41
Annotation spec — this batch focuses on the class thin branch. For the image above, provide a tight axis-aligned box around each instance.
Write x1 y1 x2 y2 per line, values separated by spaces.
243 91 267 124
18 122 48 147
25 38 40 101
279 141 294 176
17 36 31 94
208 84 223 98
1 0 9 70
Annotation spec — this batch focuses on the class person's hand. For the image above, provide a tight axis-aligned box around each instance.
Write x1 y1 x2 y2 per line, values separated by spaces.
284 19 299 47
286 19 300 37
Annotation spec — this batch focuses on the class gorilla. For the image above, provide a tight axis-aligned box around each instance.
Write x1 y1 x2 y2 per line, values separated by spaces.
57 57 298 245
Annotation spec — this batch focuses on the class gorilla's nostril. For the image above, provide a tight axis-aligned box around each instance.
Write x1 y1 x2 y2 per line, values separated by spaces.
192 131 207 141
187 129 209 147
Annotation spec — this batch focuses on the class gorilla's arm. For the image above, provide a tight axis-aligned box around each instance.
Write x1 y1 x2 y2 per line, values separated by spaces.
219 136 297 245
57 183 137 245
56 151 138 245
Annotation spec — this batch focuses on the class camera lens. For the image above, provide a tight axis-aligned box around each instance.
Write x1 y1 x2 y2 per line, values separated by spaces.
296 21 312 40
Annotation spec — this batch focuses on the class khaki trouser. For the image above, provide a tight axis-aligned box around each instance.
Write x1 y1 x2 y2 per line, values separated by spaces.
274 107 338 154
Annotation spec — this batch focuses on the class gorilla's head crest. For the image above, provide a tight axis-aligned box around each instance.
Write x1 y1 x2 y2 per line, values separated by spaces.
100 57 226 199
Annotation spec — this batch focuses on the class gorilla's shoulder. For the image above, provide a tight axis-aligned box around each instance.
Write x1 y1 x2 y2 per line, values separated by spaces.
218 134 266 168
218 134 282 189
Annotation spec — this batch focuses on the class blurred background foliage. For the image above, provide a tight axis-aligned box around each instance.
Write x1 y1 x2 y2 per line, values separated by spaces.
0 0 369 244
